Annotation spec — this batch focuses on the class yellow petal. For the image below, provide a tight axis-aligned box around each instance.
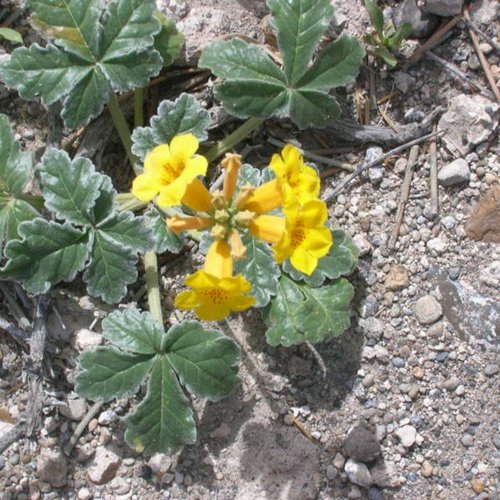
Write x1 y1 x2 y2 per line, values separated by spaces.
175 289 202 309
304 226 332 255
249 215 285 244
131 172 160 202
229 230 246 260
290 247 318 275
227 294 256 312
194 303 232 321
205 239 233 278
169 133 199 163
219 274 252 294
167 216 212 234
182 178 213 212
241 179 283 214
184 155 208 178
300 199 328 226
156 178 187 207
185 270 219 289
143 144 171 173
221 153 242 201
281 143 303 165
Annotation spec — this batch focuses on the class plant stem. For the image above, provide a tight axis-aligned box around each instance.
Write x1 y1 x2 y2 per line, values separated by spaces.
115 192 147 212
134 88 144 128
108 92 137 166
144 250 163 325
204 117 263 163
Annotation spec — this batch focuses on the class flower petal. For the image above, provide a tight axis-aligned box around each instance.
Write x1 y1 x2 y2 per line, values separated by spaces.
249 215 285 244
169 133 199 163
290 246 318 275
304 226 332 255
131 172 160 202
241 179 283 214
182 178 213 212
156 178 188 207
205 240 233 279
167 216 212 234
300 199 328 226
143 144 171 173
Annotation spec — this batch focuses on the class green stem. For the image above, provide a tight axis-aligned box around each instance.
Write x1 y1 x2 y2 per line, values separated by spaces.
204 117 264 163
115 193 147 212
108 93 137 167
144 250 163 325
134 87 144 128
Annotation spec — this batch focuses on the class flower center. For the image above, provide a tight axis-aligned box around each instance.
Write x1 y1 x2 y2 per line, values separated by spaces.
200 288 231 305
160 158 184 184
290 221 306 248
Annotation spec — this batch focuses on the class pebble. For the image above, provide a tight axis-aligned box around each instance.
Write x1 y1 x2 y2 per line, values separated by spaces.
110 477 130 495
148 454 172 475
326 464 337 480
412 367 425 379
484 364 499 377
421 0 464 17
370 461 400 488
438 158 470 186
77 488 92 500
392 71 416 94
353 234 372 257
443 377 461 391
461 434 474 447
97 410 118 426
426 237 447 254
74 329 103 351
471 478 485 494
386 265 409 291
60 398 87 421
421 461 433 478
333 452 346 470
87 447 121 484
343 426 381 463
344 459 373 487
414 295 442 325
36 450 68 488
395 425 417 448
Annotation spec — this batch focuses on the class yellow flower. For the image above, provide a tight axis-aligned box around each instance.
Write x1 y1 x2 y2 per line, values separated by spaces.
237 179 283 214
131 134 207 207
270 144 320 205
273 200 332 275
174 240 255 320
221 153 242 201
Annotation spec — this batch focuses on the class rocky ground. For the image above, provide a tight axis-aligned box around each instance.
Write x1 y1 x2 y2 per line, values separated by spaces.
0 0 499 499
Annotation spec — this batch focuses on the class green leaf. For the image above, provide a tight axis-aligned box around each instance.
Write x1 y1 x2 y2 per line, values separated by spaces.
83 230 138 304
0 0 163 128
38 148 102 225
164 321 239 400
131 94 210 160
389 22 412 48
199 10 364 129
364 0 384 37
372 45 397 68
154 12 184 67
96 211 154 253
144 207 184 254
268 0 333 84
234 234 280 307
125 357 197 455
0 114 33 196
75 347 155 402
0 218 90 294
0 200 39 254
102 309 164 355
283 229 359 286
0 28 23 44
264 275 354 346
236 163 263 189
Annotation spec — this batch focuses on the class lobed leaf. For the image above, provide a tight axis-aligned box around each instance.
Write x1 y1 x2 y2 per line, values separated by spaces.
75 347 155 402
144 207 184 254
234 234 280 307
264 275 354 346
131 94 210 160
164 321 240 400
102 309 164 355
154 12 184 67
0 218 90 294
0 201 39 255
125 357 197 455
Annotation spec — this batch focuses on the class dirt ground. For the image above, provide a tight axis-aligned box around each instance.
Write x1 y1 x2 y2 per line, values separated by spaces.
0 0 499 499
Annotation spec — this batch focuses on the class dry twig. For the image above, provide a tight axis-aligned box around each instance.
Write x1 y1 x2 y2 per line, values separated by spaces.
63 402 103 456
389 145 419 249
462 16 500 54
429 125 439 217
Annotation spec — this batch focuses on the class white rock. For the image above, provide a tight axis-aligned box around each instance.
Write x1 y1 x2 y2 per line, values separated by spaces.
77 488 92 500
98 410 118 426
437 159 470 186
148 453 172 475
421 0 463 17
87 447 121 484
414 295 442 325
344 458 373 487
60 398 87 421
74 329 103 351
352 234 372 257
395 425 417 448
426 237 447 254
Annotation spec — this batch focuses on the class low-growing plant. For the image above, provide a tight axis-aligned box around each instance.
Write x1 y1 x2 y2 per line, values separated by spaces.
364 0 412 68
0 0 361 454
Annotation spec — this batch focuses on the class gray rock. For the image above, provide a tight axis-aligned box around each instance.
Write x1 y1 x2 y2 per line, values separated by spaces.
368 167 384 186
395 425 417 447
87 447 121 484
484 364 499 376
148 453 172 475
353 234 372 257
421 0 463 16
373 345 390 363
414 295 442 325
371 461 400 488
326 464 338 480
393 0 439 38
441 215 456 229
110 477 130 495
443 376 461 391
393 71 417 94
461 434 474 447
97 410 118 426
345 459 373 487
37 450 68 488
438 95 499 155
344 426 381 463
60 398 87 421
471 0 499 25
438 159 470 186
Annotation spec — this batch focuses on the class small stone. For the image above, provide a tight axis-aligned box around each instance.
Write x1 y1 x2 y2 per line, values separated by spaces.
471 478 485 494
368 167 384 186
461 434 474 447
344 459 373 487
426 237 447 254
148 454 172 475
373 345 390 364
362 373 375 388
97 410 117 426
333 452 346 470
414 295 442 325
37 450 68 488
74 329 103 351
87 447 121 484
443 377 461 391
326 464 337 480
466 186 500 242
110 477 130 495
386 265 409 291
393 71 416 94
441 215 456 230
210 423 231 440
455 385 465 396
421 460 433 477
348 485 362 499
60 398 87 421
77 488 92 500
343 426 381 463
392 357 406 368
438 158 470 187
370 461 400 488
484 364 499 376
421 0 463 17
395 425 417 448
353 234 372 257
412 367 425 379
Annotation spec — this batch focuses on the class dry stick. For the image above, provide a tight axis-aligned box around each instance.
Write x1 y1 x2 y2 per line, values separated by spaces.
464 10 500 102
389 145 420 249
462 16 500 54
64 401 103 456
429 125 439 217
0 424 25 455
322 130 442 202
425 50 492 98
305 341 327 378
266 137 354 171
26 296 50 437
0 314 28 348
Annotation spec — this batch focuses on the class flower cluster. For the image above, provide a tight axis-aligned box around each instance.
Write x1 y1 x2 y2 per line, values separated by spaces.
132 134 332 321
